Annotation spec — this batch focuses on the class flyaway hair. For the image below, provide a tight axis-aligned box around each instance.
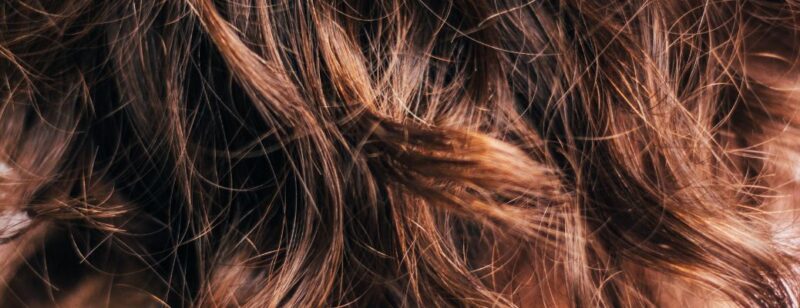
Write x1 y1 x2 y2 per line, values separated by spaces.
1 0 800 307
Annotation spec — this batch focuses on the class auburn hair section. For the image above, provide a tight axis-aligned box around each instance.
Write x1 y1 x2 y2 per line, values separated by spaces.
1 0 800 307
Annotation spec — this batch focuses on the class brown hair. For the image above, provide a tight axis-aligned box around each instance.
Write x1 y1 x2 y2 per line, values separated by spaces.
1 0 799 306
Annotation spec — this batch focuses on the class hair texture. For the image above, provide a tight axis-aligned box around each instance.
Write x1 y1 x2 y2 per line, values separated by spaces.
1 0 800 307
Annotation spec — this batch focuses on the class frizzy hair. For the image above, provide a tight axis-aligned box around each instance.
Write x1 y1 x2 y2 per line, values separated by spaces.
0 0 799 306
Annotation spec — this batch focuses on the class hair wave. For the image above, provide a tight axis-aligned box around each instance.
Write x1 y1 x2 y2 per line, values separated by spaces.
1 0 800 306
